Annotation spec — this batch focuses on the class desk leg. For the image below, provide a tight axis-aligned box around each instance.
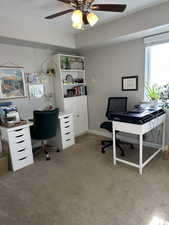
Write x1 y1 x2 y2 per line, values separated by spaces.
162 121 165 151
139 134 143 175
113 126 116 165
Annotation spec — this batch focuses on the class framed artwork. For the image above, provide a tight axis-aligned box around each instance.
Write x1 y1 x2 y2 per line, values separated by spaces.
122 76 138 91
28 84 44 98
0 66 26 99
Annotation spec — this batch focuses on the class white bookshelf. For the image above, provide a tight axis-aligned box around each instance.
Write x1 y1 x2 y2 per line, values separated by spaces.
53 54 88 137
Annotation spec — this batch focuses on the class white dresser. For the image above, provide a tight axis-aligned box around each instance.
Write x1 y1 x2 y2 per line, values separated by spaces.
0 123 34 171
58 112 75 150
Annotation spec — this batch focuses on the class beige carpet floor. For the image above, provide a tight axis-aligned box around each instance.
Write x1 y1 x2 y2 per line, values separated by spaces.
0 133 169 225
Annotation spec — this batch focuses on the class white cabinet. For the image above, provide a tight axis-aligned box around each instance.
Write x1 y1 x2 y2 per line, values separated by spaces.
64 96 88 136
0 123 34 171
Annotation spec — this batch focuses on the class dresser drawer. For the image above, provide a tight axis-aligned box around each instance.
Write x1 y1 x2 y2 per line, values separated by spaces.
62 137 75 149
10 127 29 138
62 132 74 142
12 154 33 171
8 128 31 152
61 124 73 134
14 147 32 161
61 115 73 127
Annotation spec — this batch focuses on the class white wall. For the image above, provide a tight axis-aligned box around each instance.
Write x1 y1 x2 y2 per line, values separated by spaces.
0 43 56 119
83 39 145 132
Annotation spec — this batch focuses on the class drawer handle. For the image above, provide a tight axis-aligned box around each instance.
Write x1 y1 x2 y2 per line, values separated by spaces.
15 128 23 132
64 116 70 119
65 132 70 135
19 156 27 161
16 140 24 144
66 139 71 142
16 134 24 138
18 148 25 152
65 126 70 128
64 121 70 124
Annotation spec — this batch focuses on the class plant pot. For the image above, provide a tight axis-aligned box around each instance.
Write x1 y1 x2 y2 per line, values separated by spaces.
150 100 159 108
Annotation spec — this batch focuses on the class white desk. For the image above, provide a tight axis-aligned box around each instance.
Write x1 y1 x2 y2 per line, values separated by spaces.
113 114 166 175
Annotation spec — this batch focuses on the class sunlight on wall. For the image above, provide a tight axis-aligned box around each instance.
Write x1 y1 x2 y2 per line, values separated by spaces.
149 216 169 225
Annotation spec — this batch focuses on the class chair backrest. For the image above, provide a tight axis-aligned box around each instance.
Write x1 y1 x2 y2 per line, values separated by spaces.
106 97 127 120
33 108 59 139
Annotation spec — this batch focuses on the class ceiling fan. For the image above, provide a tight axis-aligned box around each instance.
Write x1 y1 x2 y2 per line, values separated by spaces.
45 0 127 30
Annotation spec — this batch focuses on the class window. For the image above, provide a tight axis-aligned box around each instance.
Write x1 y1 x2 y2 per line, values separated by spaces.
145 42 169 86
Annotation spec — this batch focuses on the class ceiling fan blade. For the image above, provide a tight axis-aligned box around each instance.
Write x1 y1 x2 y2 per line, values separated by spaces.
45 9 74 19
91 4 127 12
57 0 71 4
83 13 89 25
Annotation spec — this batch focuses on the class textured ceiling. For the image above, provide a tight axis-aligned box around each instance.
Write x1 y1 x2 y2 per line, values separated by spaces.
0 0 168 33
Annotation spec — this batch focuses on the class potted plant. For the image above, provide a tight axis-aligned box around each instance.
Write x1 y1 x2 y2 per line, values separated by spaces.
159 83 169 109
145 84 160 108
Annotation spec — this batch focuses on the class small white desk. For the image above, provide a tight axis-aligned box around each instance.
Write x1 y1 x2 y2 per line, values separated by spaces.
113 114 166 175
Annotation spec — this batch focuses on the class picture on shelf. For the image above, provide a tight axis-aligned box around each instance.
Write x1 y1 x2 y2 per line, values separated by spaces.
0 67 26 99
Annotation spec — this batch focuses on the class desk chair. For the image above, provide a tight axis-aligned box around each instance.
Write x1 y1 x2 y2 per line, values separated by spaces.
100 97 134 156
30 108 59 160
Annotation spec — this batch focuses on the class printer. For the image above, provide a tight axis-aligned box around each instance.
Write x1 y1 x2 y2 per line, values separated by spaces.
0 102 20 124
110 107 165 124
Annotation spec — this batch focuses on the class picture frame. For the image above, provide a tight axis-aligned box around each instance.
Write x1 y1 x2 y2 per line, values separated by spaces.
0 66 27 99
122 76 138 91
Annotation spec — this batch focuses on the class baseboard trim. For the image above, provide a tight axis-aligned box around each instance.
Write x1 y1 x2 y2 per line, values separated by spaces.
88 129 162 149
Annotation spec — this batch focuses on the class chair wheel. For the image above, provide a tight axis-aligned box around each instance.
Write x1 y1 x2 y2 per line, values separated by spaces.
46 154 51 160
120 151 125 157
131 144 134 149
56 149 60 152
101 149 106 154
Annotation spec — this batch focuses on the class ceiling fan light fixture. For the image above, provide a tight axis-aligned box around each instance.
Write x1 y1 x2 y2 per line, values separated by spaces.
87 12 99 26
72 21 83 30
71 10 83 23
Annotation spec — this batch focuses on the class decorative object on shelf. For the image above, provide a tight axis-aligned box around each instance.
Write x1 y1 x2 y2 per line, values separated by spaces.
61 55 84 70
0 66 26 99
64 85 86 98
45 0 127 30
122 76 138 91
66 89 76 97
74 78 84 83
61 57 70 70
65 74 74 83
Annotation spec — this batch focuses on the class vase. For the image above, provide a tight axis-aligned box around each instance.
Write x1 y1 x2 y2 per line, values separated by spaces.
150 100 158 108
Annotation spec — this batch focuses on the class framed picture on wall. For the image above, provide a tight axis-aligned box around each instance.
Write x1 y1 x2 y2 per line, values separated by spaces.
0 66 27 99
122 76 138 91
